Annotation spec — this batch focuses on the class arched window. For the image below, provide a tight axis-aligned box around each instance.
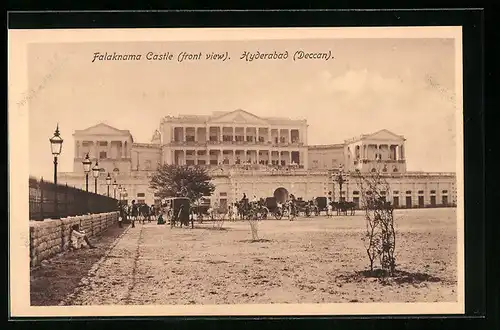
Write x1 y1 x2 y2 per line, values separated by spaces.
113 168 120 173
371 168 377 173
393 166 398 172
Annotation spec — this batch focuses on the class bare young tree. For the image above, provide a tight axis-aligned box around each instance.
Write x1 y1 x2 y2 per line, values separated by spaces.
353 165 397 276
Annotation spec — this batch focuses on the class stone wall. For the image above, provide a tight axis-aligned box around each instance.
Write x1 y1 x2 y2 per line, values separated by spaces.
29 211 119 267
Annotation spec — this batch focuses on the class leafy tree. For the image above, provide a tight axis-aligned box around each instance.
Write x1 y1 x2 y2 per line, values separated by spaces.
149 164 215 202
353 166 397 276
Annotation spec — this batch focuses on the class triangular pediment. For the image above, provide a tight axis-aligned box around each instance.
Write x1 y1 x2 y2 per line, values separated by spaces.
75 123 131 137
209 109 269 125
364 129 405 141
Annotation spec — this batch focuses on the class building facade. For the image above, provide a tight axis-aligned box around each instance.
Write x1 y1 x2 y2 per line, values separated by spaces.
59 109 457 209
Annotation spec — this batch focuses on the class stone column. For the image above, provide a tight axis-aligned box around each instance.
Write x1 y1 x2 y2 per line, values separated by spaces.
107 141 111 159
289 151 292 165
219 126 223 142
401 145 405 160
277 129 281 144
289 129 292 144
232 126 235 142
256 150 260 164
303 149 308 169
244 127 247 142
75 141 80 158
268 127 271 142
194 127 198 143
182 127 186 142
278 151 282 165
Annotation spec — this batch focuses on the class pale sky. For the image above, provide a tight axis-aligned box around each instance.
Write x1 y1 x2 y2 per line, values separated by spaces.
27 37 458 180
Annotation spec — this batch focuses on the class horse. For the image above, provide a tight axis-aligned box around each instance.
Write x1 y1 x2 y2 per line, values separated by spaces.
332 201 356 216
139 204 151 224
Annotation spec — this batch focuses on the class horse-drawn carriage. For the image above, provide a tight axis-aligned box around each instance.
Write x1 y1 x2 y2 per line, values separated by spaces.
315 197 328 215
162 197 193 228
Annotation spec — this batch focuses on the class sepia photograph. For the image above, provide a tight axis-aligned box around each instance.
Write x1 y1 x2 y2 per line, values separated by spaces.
9 26 464 316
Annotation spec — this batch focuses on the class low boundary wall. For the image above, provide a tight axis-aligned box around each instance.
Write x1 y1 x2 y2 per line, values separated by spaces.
29 211 119 267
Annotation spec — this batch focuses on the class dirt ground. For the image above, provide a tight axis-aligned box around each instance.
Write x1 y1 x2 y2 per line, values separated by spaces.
31 208 458 306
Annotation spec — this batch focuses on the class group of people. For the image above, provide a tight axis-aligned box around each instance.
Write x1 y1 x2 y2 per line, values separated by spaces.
118 200 160 228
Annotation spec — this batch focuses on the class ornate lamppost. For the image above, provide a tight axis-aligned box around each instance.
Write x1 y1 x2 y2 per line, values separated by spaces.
49 124 63 219
335 164 346 202
106 173 112 197
82 153 92 192
92 161 100 194
113 179 118 199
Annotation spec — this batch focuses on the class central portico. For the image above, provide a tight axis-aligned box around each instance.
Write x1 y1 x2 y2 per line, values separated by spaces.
160 109 309 168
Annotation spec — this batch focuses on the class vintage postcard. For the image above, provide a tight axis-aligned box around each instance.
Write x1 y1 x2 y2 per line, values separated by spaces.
8 26 464 317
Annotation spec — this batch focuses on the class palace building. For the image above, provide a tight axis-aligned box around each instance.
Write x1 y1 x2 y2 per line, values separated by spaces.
59 109 457 209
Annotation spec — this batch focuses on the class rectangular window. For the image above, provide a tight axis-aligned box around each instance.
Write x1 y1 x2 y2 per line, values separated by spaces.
197 160 206 165
418 196 424 207
442 196 448 205
186 136 195 142
185 159 195 165
210 159 218 165
99 151 107 159
393 196 399 207
99 141 108 146
353 197 360 208
220 192 227 197
137 193 145 197
406 196 412 207
430 196 436 205
246 136 253 142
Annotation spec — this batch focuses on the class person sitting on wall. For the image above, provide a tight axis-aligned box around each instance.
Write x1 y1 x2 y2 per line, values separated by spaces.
70 224 96 250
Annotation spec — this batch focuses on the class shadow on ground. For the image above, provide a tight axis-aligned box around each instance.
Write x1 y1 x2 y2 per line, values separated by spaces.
336 269 442 286
30 224 129 306
238 239 273 243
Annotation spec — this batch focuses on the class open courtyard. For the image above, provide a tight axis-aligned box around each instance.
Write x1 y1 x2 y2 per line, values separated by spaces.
31 208 458 306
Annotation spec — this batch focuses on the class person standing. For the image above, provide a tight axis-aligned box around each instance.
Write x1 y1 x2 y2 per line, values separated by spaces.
131 200 138 228
117 201 124 228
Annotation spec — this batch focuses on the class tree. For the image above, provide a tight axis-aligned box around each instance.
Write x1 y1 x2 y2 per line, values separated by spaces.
149 164 215 202
353 165 397 276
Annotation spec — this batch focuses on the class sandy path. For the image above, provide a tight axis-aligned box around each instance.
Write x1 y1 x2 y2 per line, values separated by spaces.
60 208 457 305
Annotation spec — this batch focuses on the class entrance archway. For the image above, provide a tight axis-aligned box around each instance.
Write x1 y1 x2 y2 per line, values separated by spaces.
274 187 289 203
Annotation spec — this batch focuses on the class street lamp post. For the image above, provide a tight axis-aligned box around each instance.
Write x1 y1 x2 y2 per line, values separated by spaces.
49 124 63 219
92 161 100 194
82 153 92 192
106 173 112 197
113 179 118 199
336 164 346 202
